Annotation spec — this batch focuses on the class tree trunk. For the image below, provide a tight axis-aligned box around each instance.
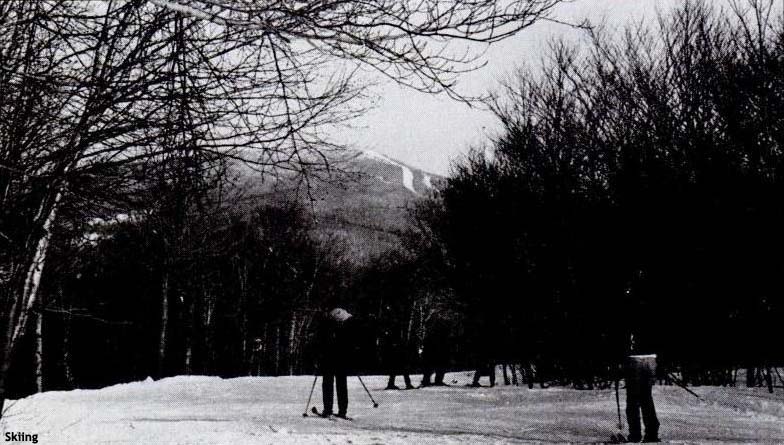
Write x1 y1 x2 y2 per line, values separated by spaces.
259 325 268 376
9 190 62 353
53 284 74 389
34 307 43 393
184 334 193 375
62 307 74 389
202 288 215 374
238 261 248 374
406 304 415 344
765 367 774 393
0 187 63 419
274 325 281 376
746 367 756 387
183 292 194 375
0 355 11 418
288 313 297 376
158 271 170 377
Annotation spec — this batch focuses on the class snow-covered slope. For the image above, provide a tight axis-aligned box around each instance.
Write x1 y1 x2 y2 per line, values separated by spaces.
423 174 434 190
4 372 783 444
237 148 444 261
358 150 418 195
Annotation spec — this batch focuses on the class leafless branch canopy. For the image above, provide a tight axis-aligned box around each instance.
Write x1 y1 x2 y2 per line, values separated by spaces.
149 0 563 100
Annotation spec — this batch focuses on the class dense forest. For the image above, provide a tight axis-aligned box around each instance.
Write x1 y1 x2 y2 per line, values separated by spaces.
420 0 784 388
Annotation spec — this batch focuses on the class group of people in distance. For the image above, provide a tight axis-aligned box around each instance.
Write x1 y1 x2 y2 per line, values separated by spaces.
315 307 659 443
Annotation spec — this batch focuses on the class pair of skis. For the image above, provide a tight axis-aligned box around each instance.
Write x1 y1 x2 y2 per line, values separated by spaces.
307 406 353 421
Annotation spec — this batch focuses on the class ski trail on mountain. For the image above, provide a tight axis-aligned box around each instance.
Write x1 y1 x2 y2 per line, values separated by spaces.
361 150 418 195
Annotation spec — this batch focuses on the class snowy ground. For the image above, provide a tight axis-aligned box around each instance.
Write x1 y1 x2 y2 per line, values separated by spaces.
2 372 783 444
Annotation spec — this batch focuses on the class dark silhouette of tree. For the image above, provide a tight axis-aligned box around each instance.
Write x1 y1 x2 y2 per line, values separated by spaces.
413 0 784 386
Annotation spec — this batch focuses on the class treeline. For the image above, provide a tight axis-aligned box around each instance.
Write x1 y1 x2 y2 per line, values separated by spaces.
411 0 784 386
7 0 784 399
8 188 339 395
8 182 456 397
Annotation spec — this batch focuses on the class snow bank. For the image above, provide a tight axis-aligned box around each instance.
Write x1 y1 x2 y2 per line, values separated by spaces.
2 373 783 444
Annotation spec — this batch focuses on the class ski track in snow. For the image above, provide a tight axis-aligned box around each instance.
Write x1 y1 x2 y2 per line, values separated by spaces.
361 150 418 195
3 373 784 444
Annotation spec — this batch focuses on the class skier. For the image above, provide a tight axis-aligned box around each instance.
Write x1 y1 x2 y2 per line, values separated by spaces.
623 334 660 443
316 307 355 419
381 326 415 390
419 311 450 387
377 301 416 390
468 308 502 388
419 360 447 387
619 271 660 443
470 363 496 387
386 372 414 390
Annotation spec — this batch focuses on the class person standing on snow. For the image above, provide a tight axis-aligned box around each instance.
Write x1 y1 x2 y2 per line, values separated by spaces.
419 311 450 387
382 325 415 390
379 303 416 390
624 332 660 443
470 363 496 387
621 271 660 443
317 307 354 418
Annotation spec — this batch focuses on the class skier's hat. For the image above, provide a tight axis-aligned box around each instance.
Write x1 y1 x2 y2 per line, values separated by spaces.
329 308 352 322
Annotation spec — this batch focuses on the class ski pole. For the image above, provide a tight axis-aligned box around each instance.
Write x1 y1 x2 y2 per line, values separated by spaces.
667 372 702 400
356 375 379 408
302 375 319 417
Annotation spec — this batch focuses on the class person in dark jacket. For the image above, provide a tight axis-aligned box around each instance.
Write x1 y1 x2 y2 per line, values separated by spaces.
378 302 416 390
624 332 660 443
419 312 450 387
622 273 660 443
318 308 354 418
382 326 415 390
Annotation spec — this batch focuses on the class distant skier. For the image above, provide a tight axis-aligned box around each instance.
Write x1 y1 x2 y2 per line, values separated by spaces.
419 361 447 387
316 307 354 419
467 310 501 388
381 326 415 390
419 311 450 387
470 363 496 387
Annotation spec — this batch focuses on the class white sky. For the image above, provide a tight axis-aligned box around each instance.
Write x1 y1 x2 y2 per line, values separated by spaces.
341 0 685 176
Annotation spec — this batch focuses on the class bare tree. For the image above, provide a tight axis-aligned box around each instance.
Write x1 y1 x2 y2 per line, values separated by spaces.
149 0 564 100
0 0 563 416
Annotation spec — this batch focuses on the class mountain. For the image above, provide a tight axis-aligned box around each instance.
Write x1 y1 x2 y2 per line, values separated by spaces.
235 148 444 261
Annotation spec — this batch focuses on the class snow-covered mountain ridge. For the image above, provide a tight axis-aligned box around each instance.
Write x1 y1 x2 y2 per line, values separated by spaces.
237 148 444 261
348 149 440 196
355 149 425 195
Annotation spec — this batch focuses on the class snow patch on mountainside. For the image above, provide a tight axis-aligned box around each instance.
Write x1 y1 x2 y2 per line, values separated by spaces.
360 150 417 195
423 174 433 189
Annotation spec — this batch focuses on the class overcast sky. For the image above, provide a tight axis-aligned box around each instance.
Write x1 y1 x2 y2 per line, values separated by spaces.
340 0 685 176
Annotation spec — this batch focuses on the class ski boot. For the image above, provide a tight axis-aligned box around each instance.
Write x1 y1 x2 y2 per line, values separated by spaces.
642 434 660 443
